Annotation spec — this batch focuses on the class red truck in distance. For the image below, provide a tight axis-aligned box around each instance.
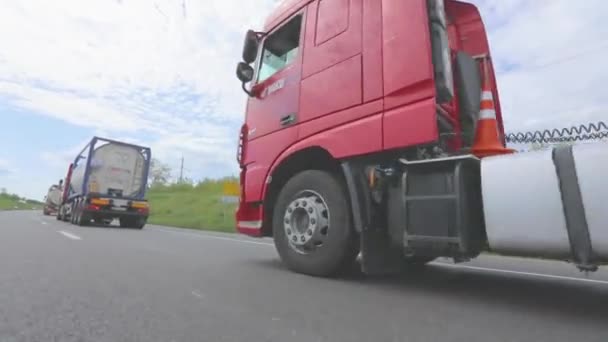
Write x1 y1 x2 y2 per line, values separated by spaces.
234 0 608 277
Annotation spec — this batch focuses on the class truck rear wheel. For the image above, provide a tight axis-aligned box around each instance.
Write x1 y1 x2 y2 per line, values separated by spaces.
135 218 147 230
61 206 69 222
119 217 146 229
401 256 437 270
76 204 89 227
70 201 88 226
77 215 89 226
272 170 359 277
70 203 77 224
62 207 70 222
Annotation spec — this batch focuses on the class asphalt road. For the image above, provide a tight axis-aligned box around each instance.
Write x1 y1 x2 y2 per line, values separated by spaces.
1 210 607 342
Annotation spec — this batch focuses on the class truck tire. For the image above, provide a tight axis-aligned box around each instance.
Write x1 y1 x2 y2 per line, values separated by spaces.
76 203 89 226
70 203 77 224
119 217 132 228
60 207 67 222
119 217 146 229
77 216 89 226
272 170 359 277
62 208 70 222
134 217 147 230
401 256 437 270
71 201 88 226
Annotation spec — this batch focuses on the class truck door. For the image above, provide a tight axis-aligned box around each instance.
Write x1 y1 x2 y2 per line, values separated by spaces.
299 0 364 123
245 11 306 142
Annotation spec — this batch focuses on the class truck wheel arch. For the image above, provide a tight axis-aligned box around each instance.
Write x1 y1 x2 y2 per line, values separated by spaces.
262 147 343 237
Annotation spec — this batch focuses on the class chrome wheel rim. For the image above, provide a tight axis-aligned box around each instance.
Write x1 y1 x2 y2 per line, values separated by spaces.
283 190 330 254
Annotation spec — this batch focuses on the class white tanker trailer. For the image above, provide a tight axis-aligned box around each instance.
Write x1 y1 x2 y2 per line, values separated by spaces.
57 137 152 229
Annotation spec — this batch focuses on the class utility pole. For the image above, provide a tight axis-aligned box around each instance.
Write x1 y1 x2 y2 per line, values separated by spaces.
179 156 184 183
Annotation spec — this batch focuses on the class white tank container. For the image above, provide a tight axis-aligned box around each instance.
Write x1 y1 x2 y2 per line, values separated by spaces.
70 142 146 198
482 142 608 262
45 186 63 206
572 142 608 259
481 149 571 258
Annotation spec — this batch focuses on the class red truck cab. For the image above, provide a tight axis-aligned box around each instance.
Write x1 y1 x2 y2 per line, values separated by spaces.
235 0 507 276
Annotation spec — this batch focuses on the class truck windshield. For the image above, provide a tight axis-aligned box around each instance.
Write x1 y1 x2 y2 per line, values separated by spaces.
257 15 302 83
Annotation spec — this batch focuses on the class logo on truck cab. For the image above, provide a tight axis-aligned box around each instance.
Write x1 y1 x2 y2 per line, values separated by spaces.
262 78 285 98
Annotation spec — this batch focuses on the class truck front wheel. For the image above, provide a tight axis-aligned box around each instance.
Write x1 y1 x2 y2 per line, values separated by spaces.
272 170 359 277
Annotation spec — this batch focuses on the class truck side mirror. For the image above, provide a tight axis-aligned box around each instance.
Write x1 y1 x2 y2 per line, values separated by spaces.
237 62 256 97
236 62 254 83
242 30 260 64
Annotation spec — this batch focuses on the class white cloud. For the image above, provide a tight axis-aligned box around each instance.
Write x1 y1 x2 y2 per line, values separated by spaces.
0 159 52 200
0 158 16 175
0 0 278 173
39 137 94 169
472 0 608 132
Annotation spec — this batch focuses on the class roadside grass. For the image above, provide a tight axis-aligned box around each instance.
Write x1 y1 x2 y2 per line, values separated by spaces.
0 193 43 211
147 179 238 233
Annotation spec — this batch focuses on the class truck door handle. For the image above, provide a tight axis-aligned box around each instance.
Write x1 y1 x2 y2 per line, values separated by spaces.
280 114 297 127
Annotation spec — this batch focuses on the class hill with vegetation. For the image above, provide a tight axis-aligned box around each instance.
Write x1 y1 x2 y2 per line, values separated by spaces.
147 178 238 233
0 192 44 211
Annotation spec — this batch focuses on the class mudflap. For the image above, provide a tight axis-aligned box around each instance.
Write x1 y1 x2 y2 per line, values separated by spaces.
342 161 403 275
359 230 406 275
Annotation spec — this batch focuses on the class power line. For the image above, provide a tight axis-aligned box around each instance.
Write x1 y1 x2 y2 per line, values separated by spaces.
514 39 608 72
502 84 604 111
154 3 168 21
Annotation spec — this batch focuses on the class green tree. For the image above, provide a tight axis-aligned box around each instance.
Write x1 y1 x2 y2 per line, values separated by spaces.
149 158 172 186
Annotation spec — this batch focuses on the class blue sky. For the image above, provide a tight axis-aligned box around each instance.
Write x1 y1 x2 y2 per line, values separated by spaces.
1 0 607 200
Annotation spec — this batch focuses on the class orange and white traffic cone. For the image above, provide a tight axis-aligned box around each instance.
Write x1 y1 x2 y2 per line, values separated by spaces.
471 63 515 158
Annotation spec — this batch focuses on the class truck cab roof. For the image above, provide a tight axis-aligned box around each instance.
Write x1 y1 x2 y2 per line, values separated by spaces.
265 0 310 31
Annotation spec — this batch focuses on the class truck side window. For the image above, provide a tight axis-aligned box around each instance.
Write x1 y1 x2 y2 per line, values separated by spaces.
257 15 303 83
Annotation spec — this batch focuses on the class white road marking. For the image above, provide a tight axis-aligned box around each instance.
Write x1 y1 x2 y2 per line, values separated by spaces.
152 228 273 247
40 221 48 225
58 231 82 241
191 291 204 299
434 262 608 285
153 227 608 285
